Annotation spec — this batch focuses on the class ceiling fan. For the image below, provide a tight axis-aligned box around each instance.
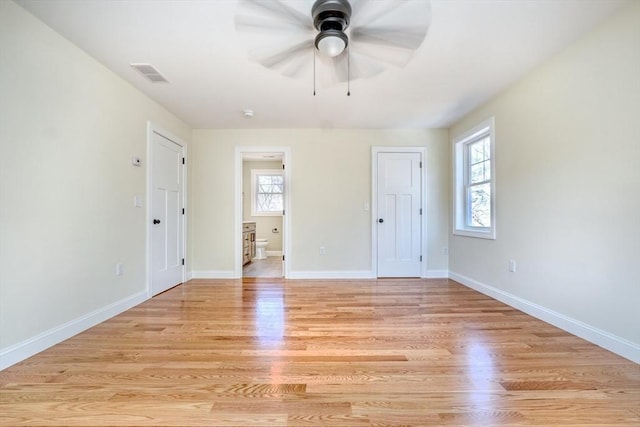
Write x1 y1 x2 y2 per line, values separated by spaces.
235 0 431 90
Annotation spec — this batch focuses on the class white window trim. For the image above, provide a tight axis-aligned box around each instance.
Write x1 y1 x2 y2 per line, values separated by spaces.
453 117 496 239
251 169 284 217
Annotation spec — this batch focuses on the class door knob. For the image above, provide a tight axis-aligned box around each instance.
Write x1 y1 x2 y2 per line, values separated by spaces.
378 218 384 223
153 219 161 224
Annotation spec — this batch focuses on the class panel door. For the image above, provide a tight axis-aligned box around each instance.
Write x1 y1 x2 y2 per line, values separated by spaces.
151 131 183 295
377 152 422 277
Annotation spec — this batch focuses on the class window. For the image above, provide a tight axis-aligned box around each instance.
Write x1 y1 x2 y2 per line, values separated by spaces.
251 169 283 216
453 117 496 239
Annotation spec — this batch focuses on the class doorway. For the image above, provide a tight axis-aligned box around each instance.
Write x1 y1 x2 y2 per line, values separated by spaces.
372 147 425 278
234 147 291 278
148 124 186 295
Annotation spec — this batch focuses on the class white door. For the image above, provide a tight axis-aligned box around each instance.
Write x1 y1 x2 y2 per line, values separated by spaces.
376 152 422 277
151 131 184 295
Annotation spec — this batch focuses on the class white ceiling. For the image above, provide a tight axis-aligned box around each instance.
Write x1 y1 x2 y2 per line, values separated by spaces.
16 0 628 129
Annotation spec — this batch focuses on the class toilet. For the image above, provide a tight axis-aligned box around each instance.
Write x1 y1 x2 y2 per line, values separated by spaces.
255 239 268 260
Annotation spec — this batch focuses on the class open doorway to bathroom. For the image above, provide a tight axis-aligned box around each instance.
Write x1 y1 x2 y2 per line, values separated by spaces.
235 147 290 279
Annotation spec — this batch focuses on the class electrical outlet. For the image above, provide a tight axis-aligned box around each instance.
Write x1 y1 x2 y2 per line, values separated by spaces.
319 246 325 255
116 263 124 276
508 259 517 273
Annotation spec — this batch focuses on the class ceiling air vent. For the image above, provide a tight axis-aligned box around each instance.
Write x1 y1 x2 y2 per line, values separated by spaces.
130 63 168 83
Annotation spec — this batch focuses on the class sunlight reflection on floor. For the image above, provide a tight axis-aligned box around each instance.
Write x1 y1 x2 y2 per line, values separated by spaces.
254 286 285 346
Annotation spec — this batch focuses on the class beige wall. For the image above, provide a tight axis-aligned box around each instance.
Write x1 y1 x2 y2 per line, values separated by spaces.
0 1 190 356
449 2 640 350
243 160 283 252
190 129 450 276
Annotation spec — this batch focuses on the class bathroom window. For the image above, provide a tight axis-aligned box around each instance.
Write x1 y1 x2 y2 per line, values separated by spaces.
251 169 284 216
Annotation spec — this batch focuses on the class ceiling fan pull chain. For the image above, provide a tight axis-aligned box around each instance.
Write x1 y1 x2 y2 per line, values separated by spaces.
347 45 351 96
313 48 317 96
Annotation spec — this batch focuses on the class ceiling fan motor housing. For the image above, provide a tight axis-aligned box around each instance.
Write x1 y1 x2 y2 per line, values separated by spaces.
312 0 352 31
312 0 352 53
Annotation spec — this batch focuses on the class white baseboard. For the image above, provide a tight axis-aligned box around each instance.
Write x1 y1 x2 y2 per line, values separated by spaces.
288 271 449 280
449 271 640 364
265 250 282 257
190 270 236 279
288 270 376 279
0 290 149 370
424 270 449 279
185 271 194 281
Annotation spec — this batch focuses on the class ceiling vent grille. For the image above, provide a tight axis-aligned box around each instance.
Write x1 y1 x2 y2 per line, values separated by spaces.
130 63 168 83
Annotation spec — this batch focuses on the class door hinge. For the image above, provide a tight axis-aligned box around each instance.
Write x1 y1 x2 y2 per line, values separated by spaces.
182 208 185 215
181 258 185 266
420 255 423 262
182 157 185 165
282 209 285 215
282 164 285 170
282 255 285 261
419 208 423 215
419 161 422 168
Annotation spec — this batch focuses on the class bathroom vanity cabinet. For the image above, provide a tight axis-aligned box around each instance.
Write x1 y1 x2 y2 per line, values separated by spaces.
242 222 256 265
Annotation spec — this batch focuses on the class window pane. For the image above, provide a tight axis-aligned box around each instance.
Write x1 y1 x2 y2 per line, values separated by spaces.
469 183 491 227
470 162 484 184
469 137 490 164
470 159 490 184
257 193 283 212
258 175 283 194
259 183 280 194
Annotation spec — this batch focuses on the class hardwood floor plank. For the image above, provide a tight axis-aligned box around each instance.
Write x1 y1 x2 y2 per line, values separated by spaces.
1 279 638 426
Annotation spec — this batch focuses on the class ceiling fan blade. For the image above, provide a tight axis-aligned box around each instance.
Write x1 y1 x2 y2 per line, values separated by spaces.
315 54 344 87
348 54 387 81
280 50 314 79
350 26 427 51
316 51 386 84
236 0 313 32
350 0 420 28
346 0 431 70
236 14 296 33
252 39 314 72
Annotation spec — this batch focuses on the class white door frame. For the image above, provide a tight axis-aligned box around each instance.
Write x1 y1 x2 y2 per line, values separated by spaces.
234 146 291 278
371 146 427 278
146 122 187 297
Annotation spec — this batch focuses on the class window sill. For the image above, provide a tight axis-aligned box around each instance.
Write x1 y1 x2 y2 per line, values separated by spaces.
250 212 283 217
453 228 496 240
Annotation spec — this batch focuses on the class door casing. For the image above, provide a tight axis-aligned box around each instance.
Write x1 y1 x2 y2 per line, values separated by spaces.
234 146 291 278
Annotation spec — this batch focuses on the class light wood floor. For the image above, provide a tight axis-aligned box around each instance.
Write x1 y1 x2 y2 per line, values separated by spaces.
1 279 638 426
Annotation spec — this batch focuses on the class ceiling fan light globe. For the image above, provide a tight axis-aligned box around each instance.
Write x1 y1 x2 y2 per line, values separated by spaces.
315 30 349 57
318 35 346 57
